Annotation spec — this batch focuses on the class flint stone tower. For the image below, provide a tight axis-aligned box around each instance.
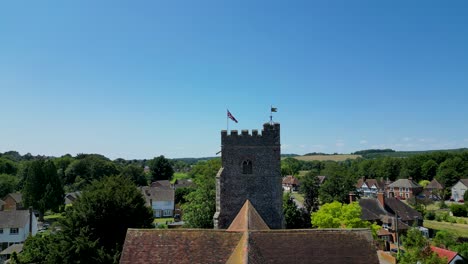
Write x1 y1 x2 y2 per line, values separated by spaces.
214 123 284 229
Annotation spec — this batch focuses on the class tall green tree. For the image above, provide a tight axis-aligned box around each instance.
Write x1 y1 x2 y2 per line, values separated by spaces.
0 157 18 175
148 155 174 182
182 159 221 228
299 172 320 212
281 158 301 176
436 157 463 190
319 163 356 204
22 160 64 220
64 154 119 186
283 193 310 229
421 160 438 180
119 164 147 186
0 173 19 198
312 201 368 228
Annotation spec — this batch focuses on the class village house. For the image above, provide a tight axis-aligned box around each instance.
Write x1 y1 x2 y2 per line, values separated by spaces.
358 192 422 245
451 179 468 202
173 179 195 189
140 186 175 218
424 179 444 200
386 178 423 200
64 191 81 205
2 193 23 210
356 178 386 198
282 175 300 192
430 246 467 264
0 209 38 250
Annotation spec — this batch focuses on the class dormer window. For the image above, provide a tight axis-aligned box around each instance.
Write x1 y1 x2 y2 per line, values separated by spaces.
242 160 252 174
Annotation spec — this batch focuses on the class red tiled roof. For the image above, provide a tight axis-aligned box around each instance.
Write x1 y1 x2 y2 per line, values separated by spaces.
282 176 299 185
227 200 270 232
430 246 458 263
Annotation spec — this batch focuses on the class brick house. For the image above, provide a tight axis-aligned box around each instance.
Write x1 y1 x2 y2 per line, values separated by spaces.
2 193 23 211
424 179 444 200
386 178 422 200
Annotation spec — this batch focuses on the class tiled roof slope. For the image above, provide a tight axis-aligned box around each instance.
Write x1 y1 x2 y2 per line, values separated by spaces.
388 179 421 188
430 246 457 263
120 230 243 264
384 197 422 222
227 200 270 232
425 179 444 189
359 198 389 221
120 200 379 264
0 210 30 228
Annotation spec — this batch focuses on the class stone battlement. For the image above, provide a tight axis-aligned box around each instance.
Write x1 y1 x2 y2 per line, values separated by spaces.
221 123 280 146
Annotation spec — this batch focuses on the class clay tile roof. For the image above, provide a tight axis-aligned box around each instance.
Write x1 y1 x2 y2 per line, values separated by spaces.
430 246 458 263
227 200 270 232
425 179 444 190
384 197 422 222
282 176 299 185
377 228 392 236
0 210 30 228
6 192 22 203
359 198 389 221
120 229 243 264
388 179 421 188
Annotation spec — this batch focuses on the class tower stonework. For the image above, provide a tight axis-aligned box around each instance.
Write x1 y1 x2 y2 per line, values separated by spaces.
214 123 284 229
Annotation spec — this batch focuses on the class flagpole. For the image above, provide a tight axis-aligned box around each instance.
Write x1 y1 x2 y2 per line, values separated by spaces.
270 105 273 124
226 109 229 131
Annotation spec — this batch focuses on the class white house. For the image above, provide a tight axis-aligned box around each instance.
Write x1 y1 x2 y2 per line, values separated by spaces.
140 186 175 218
0 209 38 250
451 179 468 201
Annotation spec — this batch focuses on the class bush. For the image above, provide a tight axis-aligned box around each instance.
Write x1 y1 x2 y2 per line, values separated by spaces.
425 211 436 220
439 200 448 209
450 204 468 217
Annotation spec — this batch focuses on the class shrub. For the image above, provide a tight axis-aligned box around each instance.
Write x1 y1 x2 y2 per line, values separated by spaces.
425 211 436 220
450 204 468 217
439 200 448 209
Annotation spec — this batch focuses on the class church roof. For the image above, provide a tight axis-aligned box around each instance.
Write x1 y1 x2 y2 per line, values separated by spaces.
120 200 379 264
227 200 270 232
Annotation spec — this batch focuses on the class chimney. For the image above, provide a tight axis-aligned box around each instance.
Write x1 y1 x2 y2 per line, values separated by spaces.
349 192 357 203
377 192 385 207
29 207 33 236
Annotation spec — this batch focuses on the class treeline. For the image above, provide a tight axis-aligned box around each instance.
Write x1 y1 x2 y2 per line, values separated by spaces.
282 150 468 191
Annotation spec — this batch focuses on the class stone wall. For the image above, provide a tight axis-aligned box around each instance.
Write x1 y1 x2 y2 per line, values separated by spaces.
214 123 284 229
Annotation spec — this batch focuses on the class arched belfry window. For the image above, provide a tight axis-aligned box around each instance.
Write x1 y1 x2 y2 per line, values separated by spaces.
242 160 253 174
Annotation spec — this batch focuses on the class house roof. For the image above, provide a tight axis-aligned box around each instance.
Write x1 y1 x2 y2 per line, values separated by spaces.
5 192 22 203
0 210 31 228
359 198 389 221
150 180 172 188
282 175 299 186
174 179 195 189
0 244 23 255
425 179 444 190
430 246 458 263
120 200 379 264
388 179 421 189
317 175 326 184
457 179 468 188
140 186 174 204
384 197 422 222
356 178 385 189
65 191 81 201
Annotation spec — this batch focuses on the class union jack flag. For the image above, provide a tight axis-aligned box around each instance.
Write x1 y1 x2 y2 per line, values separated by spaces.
227 110 238 123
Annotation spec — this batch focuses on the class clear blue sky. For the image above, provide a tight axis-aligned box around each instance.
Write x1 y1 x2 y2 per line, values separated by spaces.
1 1 467 159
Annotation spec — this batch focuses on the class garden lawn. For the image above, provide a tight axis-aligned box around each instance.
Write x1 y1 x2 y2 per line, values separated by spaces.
424 220 468 238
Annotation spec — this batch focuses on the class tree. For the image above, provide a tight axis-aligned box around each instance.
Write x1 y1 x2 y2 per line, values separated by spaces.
0 173 19 198
64 154 119 186
432 230 457 249
0 157 18 175
281 158 301 176
283 193 310 229
182 159 221 228
148 155 174 182
319 163 356 204
421 160 438 180
399 228 446 264
436 157 463 191
299 172 320 212
120 164 147 186
55 175 154 263
311 201 370 228
22 160 64 220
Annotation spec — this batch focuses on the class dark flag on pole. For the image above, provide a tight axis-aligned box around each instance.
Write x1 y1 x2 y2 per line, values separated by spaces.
271 107 278 112
227 110 238 123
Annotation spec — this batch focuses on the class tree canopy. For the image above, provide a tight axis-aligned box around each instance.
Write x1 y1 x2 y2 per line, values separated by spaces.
148 155 174 182
399 228 446 264
311 201 370 228
299 172 320 213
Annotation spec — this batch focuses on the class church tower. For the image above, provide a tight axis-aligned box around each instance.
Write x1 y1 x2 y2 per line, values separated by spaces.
214 123 284 229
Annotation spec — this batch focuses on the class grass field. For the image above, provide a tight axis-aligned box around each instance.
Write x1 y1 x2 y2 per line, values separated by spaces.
424 220 468 238
292 154 361 162
171 172 190 183
153 217 174 224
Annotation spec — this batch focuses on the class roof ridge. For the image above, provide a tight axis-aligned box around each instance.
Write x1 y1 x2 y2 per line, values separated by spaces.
227 200 270 232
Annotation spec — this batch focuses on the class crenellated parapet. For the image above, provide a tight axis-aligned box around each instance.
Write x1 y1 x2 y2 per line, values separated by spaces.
221 123 280 146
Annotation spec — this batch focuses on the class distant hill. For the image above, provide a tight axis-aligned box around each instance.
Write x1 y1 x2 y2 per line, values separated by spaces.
292 154 361 162
352 148 468 159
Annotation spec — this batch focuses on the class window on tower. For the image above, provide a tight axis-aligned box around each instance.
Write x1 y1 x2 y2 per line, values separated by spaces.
242 160 252 174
